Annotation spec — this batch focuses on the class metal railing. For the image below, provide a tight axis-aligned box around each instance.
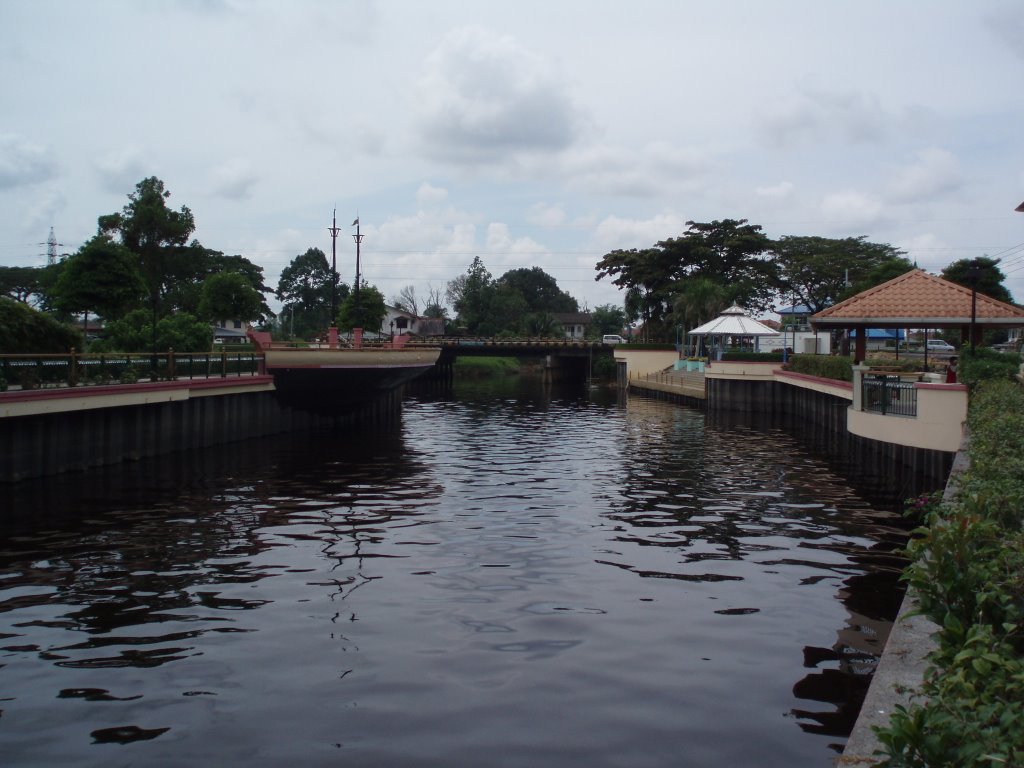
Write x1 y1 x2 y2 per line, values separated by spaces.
862 374 918 417
0 350 262 392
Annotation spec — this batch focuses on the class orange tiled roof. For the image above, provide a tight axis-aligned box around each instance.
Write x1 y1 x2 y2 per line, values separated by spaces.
811 269 1024 327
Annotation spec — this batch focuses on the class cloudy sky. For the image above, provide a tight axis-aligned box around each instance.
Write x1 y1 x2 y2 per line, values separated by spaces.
2 0 1024 315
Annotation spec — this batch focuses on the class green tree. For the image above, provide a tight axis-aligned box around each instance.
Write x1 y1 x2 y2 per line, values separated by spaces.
941 257 1015 305
0 297 81 354
98 177 196 356
0 265 45 306
103 308 212 352
165 248 274 322
198 271 264 323
588 304 626 338
338 282 386 333
447 256 495 334
671 277 729 331
51 235 146 329
276 247 346 338
772 235 912 312
596 219 776 339
496 267 578 314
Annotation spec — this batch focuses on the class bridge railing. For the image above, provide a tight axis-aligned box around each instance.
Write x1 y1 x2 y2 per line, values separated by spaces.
0 350 263 392
408 336 602 348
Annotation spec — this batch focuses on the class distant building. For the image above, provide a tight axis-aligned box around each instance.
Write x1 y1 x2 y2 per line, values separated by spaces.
551 312 591 340
382 305 445 337
213 319 250 343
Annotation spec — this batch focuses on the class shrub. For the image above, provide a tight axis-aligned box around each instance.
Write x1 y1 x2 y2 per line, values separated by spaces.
877 380 1024 766
720 351 783 362
784 353 854 381
958 347 1020 389
0 297 82 354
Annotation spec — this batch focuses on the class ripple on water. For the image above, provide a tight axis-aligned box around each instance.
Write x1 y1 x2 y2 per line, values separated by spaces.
0 382 908 767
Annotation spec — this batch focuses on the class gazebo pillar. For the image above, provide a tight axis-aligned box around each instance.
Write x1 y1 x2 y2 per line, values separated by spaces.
853 327 867 363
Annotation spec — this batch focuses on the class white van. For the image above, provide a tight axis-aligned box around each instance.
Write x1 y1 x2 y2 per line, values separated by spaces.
602 335 627 345
925 339 955 352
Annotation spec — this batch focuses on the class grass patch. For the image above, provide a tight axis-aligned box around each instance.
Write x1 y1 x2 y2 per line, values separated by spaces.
452 356 524 378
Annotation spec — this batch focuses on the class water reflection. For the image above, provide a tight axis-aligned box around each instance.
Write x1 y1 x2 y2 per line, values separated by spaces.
0 379 908 766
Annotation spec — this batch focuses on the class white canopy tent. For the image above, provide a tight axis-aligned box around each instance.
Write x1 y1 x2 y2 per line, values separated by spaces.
686 305 780 358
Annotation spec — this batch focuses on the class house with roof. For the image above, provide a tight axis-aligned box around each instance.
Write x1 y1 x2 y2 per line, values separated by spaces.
551 312 591 340
381 305 445 337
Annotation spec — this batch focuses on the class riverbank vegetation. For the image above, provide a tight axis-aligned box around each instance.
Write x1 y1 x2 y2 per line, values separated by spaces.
452 356 525 378
876 378 1024 766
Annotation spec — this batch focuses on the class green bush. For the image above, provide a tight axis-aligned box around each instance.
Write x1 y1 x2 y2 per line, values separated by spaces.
452 356 522 378
877 380 1024 767
0 297 82 354
784 353 854 381
720 350 783 362
958 347 1021 389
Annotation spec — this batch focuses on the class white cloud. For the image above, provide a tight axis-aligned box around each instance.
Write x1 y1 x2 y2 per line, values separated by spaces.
886 148 961 203
0 133 58 189
23 187 68 240
415 182 449 209
761 85 889 148
526 202 566 227
94 148 148 194
559 142 710 198
416 26 584 165
755 181 795 200
819 190 885 227
210 158 259 200
590 213 690 254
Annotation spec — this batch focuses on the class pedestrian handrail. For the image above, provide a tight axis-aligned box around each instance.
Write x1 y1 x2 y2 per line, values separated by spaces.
0 349 263 392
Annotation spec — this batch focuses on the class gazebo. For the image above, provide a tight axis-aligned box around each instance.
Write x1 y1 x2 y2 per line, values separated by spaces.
810 269 1024 364
687 304 780 359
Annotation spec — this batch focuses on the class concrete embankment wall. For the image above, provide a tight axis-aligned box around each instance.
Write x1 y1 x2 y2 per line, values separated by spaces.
630 374 954 503
0 382 406 483
705 378 954 501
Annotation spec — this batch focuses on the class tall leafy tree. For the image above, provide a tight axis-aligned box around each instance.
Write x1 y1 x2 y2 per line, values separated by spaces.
98 177 196 313
596 220 775 339
447 256 495 334
198 271 265 323
941 257 1015 305
496 267 578 314
0 265 45 306
338 282 386 332
98 177 196 357
51 235 146 331
671 277 729 331
589 304 626 338
276 247 347 338
772 235 912 312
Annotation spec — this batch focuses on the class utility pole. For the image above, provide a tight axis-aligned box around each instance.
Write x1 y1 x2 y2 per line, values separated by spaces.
352 216 363 329
327 210 341 326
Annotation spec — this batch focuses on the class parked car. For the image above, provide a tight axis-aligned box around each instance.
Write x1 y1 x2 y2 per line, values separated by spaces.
602 335 627 345
925 339 956 352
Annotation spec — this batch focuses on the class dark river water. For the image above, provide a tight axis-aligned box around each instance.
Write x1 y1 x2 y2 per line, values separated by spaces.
0 377 909 767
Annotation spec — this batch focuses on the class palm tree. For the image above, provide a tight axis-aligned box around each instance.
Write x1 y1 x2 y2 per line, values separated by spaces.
672 278 729 355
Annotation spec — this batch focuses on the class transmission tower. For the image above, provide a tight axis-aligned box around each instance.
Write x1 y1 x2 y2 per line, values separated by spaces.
39 227 64 265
